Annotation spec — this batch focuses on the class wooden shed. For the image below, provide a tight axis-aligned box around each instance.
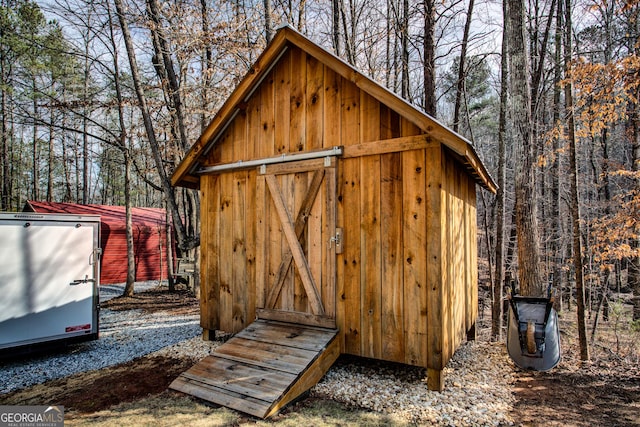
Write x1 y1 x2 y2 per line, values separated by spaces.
170 26 497 417
24 201 172 284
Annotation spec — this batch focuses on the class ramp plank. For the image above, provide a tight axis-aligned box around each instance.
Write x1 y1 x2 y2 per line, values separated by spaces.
170 320 339 419
236 320 334 351
214 337 315 373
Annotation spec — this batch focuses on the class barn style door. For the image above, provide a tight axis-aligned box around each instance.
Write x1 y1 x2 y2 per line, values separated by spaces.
255 157 337 329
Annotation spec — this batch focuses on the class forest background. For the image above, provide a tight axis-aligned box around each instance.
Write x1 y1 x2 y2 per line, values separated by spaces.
1 0 639 353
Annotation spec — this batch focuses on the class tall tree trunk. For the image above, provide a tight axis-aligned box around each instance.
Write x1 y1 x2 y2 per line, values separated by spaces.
114 0 197 254
492 0 508 340
146 0 201 295
631 89 640 320
400 0 409 99
61 95 72 202
1 91 8 210
32 77 39 201
564 0 589 360
263 0 272 43
200 0 213 133
0 13 8 211
47 105 54 201
166 206 176 292
339 0 355 65
146 0 189 152
123 150 136 296
423 0 436 116
505 0 543 296
297 0 306 32
81 12 92 205
551 0 563 308
453 0 474 133
107 0 136 297
332 0 341 56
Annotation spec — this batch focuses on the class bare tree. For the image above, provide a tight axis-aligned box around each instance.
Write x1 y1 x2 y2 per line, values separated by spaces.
563 0 589 360
112 0 197 256
104 0 136 296
264 0 273 42
491 0 508 340
423 0 436 117
452 0 474 133
505 0 543 296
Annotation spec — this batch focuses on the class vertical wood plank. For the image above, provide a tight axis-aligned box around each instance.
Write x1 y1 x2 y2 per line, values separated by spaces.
380 152 404 361
255 174 267 309
245 170 257 323
289 48 306 153
201 175 220 332
294 171 310 313
232 172 248 331
308 169 323 314
447 157 456 362
456 163 466 349
280 174 294 311
199 176 209 330
262 71 278 157
402 147 427 366
274 50 290 156
219 172 234 332
324 69 341 344
360 153 381 358
305 57 324 312
425 142 443 371
306 54 323 151
378 103 404 361
286 49 305 313
360 92 381 359
247 78 262 160
341 80 361 355
234 103 247 160
323 163 337 320
323 68 341 149
467 178 478 334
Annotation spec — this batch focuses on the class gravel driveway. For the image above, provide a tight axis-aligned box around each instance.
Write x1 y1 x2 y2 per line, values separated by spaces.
1 282 201 394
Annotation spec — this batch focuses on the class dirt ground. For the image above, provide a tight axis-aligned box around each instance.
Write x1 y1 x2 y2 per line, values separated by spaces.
510 316 640 427
2 287 639 426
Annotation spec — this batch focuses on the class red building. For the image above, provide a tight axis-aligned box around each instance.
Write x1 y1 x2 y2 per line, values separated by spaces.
24 201 172 285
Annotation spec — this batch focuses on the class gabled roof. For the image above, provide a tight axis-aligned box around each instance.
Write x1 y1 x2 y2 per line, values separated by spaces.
24 201 167 230
171 25 496 193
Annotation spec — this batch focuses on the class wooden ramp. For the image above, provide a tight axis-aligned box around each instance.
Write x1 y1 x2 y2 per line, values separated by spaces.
169 319 340 418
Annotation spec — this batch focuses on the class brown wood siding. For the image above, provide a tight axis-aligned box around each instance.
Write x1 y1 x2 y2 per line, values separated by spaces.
438 152 478 367
198 45 479 371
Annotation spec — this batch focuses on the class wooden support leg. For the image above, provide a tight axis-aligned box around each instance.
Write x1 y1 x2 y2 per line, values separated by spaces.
427 368 444 392
202 328 213 341
466 322 476 341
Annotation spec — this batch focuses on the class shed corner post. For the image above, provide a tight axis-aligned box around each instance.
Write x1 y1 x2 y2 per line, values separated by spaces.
425 141 445 392
202 329 214 341
427 368 444 392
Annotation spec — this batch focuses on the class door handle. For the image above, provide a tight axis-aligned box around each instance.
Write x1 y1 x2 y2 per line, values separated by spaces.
70 275 96 285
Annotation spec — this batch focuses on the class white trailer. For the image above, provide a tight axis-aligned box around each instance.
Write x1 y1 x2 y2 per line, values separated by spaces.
0 212 100 353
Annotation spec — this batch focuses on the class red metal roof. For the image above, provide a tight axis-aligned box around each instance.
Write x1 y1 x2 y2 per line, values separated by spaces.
24 201 166 229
